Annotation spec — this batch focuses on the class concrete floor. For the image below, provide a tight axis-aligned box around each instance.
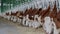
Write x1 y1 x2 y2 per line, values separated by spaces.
0 17 45 34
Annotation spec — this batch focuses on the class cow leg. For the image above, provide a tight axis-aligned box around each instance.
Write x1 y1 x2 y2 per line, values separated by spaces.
13 16 17 22
53 28 59 34
25 15 29 26
3 15 8 19
51 18 59 34
34 15 38 21
25 19 29 27
28 20 33 27
32 20 40 29
22 17 26 26
10 16 14 21
58 29 60 34
17 18 21 24
53 24 59 34
29 22 32 27
38 16 43 27
7 16 11 20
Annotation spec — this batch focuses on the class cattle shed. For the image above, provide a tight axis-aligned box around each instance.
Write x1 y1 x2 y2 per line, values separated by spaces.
0 0 60 34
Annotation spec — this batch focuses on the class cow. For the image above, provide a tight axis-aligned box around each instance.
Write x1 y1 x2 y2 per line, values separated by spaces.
43 1 60 34
10 11 19 22
5 12 11 20
43 17 53 34
32 8 43 28
38 2 51 28
22 8 33 26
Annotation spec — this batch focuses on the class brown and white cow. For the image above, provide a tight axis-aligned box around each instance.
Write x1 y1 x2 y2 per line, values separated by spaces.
5 12 12 20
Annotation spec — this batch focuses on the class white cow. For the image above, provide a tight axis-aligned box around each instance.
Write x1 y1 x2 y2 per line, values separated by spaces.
4 12 11 20
7 16 11 20
43 17 59 34
43 17 53 34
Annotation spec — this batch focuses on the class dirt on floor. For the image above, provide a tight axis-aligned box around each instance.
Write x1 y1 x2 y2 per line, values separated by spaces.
0 17 46 34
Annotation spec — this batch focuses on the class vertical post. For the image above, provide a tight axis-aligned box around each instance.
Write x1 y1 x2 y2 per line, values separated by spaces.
0 0 1 13
1 0 3 13
57 0 59 9
42 0 44 9
10 0 11 9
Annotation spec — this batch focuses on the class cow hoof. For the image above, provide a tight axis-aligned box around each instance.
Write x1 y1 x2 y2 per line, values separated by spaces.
59 32 60 34
39 25 42 28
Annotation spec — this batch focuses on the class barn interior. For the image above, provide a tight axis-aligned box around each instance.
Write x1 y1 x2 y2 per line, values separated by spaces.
0 0 60 34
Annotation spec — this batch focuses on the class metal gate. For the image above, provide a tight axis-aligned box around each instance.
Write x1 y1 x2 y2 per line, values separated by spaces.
1 0 32 13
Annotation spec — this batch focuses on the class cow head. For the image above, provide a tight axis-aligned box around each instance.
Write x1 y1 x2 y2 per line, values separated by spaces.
26 14 29 20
